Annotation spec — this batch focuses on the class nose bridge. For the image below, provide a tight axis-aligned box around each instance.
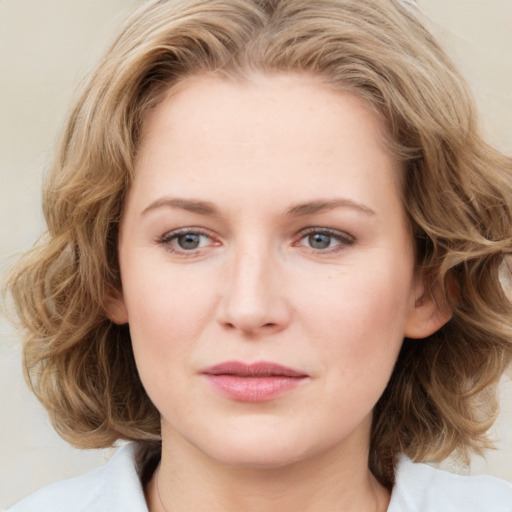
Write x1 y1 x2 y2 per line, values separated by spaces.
219 237 288 334
233 242 270 301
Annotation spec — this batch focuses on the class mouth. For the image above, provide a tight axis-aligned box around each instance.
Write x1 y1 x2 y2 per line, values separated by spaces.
200 361 309 402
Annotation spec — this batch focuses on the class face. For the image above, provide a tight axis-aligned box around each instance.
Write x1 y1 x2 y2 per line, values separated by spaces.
111 73 445 469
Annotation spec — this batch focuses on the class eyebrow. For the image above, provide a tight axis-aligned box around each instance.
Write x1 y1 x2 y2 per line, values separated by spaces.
142 197 218 216
286 199 376 217
141 196 376 217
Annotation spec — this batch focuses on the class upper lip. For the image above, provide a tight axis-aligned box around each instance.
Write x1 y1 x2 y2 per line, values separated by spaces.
201 361 309 378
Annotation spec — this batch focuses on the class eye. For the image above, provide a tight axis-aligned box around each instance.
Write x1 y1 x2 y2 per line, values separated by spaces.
158 228 216 254
296 228 354 252
307 232 334 250
175 233 205 250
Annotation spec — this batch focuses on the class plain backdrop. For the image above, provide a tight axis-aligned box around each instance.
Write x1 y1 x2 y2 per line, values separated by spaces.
1 0 511 508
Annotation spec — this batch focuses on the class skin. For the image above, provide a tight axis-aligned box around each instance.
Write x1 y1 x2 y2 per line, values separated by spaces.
108 73 449 512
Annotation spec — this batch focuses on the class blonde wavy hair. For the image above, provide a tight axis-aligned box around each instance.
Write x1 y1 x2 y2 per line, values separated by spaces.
5 0 512 487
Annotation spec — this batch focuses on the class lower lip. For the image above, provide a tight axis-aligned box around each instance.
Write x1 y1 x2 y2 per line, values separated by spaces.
204 375 307 402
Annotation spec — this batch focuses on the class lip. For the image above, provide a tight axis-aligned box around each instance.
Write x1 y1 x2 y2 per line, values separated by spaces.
200 361 309 402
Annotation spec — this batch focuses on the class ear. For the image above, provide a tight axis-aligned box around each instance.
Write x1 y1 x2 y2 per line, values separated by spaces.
105 286 129 325
404 272 453 339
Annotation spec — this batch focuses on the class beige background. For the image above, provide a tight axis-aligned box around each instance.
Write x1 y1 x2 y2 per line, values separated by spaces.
1 0 511 508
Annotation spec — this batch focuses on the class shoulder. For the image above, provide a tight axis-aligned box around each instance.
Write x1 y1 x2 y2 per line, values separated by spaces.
6 444 148 512
388 454 512 512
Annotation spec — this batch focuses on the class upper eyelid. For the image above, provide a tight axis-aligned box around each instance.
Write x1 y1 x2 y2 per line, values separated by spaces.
159 227 215 241
297 227 355 241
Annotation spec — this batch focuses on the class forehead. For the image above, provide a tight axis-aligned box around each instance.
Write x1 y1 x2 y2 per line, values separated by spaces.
141 72 391 155
131 72 403 217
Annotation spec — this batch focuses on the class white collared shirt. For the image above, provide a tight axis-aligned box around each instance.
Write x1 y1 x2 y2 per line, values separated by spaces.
7 444 512 511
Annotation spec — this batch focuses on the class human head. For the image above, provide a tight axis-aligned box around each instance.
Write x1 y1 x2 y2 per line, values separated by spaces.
6 0 512 487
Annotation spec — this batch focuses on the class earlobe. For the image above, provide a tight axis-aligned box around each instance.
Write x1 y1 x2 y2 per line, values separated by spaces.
404 277 453 339
105 287 129 325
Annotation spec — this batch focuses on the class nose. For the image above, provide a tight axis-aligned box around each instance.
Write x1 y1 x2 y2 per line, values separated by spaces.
217 245 290 336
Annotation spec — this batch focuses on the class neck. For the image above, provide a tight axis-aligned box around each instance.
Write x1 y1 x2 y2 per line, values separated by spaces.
146 426 390 512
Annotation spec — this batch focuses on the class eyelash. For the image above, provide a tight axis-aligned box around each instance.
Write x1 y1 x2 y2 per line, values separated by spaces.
157 228 217 257
157 227 355 256
295 227 355 254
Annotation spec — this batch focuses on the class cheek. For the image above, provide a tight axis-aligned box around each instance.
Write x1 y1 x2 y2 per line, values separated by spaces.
121 259 220 369
294 258 414 370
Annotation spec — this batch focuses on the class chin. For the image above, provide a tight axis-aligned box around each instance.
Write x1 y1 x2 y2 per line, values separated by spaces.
191 423 327 470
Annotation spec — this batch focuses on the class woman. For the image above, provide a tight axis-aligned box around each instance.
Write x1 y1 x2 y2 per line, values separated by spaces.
5 0 512 510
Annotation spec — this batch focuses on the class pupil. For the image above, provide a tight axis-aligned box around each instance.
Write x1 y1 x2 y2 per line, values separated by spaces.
178 234 200 250
309 233 330 249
